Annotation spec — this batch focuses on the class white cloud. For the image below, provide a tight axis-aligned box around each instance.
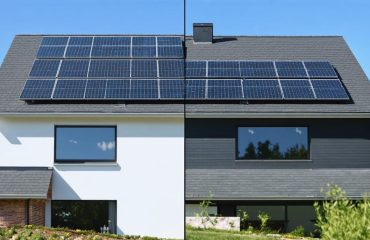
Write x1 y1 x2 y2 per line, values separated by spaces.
97 141 115 151
248 129 255 135
295 128 302 135
68 139 78 144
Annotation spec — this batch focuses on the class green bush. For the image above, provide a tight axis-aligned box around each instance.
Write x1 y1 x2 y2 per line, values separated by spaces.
289 225 305 237
314 184 370 240
258 212 270 231
236 209 249 230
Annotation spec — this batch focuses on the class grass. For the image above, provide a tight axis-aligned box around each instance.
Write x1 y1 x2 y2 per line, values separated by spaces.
186 226 317 240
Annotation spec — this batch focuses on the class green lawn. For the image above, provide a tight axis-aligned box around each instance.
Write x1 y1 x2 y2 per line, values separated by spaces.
186 227 275 240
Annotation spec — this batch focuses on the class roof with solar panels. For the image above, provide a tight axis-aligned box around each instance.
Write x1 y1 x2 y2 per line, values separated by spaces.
0 26 370 115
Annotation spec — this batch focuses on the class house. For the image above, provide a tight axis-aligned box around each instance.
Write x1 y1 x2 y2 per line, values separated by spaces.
185 24 370 232
0 35 184 238
0 22 370 237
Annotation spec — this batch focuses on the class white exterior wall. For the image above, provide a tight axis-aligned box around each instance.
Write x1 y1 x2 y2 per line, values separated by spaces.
0 116 184 239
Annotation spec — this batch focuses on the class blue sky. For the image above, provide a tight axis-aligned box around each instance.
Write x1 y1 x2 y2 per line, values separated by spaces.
0 0 369 78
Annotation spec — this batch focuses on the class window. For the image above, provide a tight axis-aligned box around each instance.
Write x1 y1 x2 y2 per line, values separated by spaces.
237 127 309 160
52 200 116 233
55 126 116 162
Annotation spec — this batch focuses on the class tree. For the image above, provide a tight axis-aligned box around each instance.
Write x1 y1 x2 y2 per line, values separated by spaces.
243 142 257 159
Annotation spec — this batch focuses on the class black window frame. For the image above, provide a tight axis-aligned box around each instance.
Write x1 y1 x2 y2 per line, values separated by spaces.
236 125 311 161
54 125 117 163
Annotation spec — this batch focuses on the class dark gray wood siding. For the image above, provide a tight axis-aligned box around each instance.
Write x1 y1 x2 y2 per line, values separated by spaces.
186 118 370 169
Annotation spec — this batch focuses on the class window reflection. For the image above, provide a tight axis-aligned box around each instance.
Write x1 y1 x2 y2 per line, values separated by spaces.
237 127 309 160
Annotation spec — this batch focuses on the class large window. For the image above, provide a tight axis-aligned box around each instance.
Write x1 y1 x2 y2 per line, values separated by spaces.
52 200 116 233
55 126 116 162
237 127 309 160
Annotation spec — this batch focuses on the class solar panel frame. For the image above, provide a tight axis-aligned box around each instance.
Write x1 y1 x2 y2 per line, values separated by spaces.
158 60 184 78
280 80 315 99
207 79 243 99
65 46 91 58
185 61 207 78
311 79 350 100
239 61 277 78
58 59 90 78
41 37 69 46
37 46 66 58
157 37 182 46
93 37 131 46
20 79 55 99
52 79 87 99
91 46 131 58
84 79 107 99
105 79 131 99
208 61 240 78
160 79 184 99
132 36 156 46
275 61 308 78
304 61 338 78
29 60 61 78
131 46 157 58
130 79 159 99
68 37 93 46
243 79 283 99
158 46 183 58
131 60 157 78
88 60 130 78
186 79 206 99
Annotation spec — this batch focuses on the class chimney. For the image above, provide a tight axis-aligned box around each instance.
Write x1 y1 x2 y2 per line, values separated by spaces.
193 23 213 43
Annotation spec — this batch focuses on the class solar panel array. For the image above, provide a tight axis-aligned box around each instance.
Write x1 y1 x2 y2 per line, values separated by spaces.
20 36 350 101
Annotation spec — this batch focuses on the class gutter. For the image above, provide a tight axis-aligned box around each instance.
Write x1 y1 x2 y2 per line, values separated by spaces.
186 112 370 118
0 194 48 199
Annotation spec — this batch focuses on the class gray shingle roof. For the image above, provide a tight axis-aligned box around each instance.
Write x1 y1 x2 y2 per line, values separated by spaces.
0 167 52 199
0 35 369 114
186 169 370 200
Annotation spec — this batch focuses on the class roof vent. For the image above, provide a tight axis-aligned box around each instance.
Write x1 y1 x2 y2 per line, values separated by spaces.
193 23 213 43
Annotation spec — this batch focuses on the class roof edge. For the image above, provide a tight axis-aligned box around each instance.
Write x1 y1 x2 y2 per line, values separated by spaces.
0 112 184 117
186 112 370 118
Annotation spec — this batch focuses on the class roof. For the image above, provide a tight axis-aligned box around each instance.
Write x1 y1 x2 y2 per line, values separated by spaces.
0 167 52 199
186 169 370 200
0 35 369 116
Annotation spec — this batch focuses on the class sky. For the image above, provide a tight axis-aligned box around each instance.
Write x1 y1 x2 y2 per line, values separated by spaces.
0 0 369 78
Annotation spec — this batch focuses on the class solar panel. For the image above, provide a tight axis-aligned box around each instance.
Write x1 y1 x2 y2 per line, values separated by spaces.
243 80 282 99
158 46 183 58
186 79 206 99
93 37 131 46
280 80 315 99
158 60 184 78
41 37 68 46
132 37 156 45
131 79 158 99
37 46 65 58
186 61 207 78
304 61 337 78
20 79 55 99
89 60 130 78
58 60 89 78
208 61 240 77
91 46 130 57
157 37 182 46
276 61 308 78
311 79 349 99
208 79 243 99
160 79 184 99
105 80 130 99
69 37 93 46
132 46 156 57
131 60 157 78
85 80 107 99
29 60 60 77
65 46 91 58
53 80 87 99
239 61 277 78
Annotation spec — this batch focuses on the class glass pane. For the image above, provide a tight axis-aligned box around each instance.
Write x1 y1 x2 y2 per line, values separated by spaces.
237 127 309 160
56 127 116 161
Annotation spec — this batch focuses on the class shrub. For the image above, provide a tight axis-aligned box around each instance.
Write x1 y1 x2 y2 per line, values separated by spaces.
236 209 249 230
314 184 370 240
290 225 305 237
258 212 270 230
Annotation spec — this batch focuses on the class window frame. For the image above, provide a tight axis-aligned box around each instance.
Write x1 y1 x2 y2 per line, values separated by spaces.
235 125 311 161
54 125 117 163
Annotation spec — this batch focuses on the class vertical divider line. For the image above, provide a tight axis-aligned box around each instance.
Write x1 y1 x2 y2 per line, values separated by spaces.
183 0 187 239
